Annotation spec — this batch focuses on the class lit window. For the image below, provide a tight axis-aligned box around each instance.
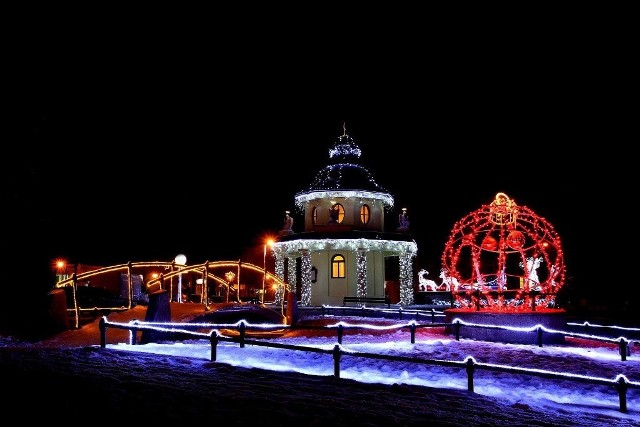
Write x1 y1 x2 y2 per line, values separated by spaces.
312 206 318 225
329 203 345 224
331 254 346 278
360 204 370 224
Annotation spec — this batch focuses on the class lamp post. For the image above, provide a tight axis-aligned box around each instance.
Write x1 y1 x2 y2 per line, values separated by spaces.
225 271 236 303
54 258 79 328
174 254 187 303
261 239 274 304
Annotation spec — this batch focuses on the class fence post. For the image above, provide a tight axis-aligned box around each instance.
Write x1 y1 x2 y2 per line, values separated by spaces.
239 321 246 348
410 323 416 344
618 338 629 362
337 324 343 344
332 344 341 378
537 326 543 347
465 358 475 392
99 316 106 348
615 376 628 413
454 320 461 341
210 331 218 361
129 320 138 345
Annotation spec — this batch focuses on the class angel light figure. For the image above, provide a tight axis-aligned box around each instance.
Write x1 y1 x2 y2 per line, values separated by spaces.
520 256 543 291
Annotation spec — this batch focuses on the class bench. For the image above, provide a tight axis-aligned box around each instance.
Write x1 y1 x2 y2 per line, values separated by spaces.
343 296 391 308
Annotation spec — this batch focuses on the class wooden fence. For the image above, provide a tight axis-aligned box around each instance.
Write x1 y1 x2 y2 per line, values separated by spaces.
98 316 640 413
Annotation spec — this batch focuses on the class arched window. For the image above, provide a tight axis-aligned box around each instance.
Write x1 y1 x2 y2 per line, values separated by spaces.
331 254 346 278
329 203 345 224
360 204 370 224
312 206 318 225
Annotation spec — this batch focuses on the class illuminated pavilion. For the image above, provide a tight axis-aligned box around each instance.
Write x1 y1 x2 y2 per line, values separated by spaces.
271 125 417 306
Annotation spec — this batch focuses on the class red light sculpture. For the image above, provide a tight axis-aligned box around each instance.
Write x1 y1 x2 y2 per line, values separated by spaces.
441 193 565 311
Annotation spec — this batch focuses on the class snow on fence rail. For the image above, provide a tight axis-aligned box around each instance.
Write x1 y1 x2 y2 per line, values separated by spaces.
98 316 640 413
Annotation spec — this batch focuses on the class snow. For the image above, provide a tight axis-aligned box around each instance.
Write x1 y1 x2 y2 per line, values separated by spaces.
1 307 639 426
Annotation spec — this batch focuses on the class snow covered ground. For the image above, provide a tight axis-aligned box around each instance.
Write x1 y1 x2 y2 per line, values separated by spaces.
1 309 639 426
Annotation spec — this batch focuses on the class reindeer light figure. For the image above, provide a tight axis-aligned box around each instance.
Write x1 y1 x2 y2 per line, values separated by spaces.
439 269 460 292
418 269 439 291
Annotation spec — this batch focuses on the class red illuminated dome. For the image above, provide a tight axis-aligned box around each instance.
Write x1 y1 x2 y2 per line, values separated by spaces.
441 193 565 311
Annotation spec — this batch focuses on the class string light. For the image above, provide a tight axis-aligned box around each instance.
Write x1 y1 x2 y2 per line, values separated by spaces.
274 256 286 305
399 253 415 305
300 251 312 306
295 190 394 211
287 253 296 295
273 238 417 254
106 315 638 349
356 249 367 298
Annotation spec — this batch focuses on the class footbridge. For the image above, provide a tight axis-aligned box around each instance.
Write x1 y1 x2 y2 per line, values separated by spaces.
55 260 286 328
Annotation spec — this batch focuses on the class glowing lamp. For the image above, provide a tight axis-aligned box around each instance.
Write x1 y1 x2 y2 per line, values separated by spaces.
174 254 187 303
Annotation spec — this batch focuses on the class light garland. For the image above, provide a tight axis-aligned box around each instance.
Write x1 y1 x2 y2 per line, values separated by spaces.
300 250 312 306
304 163 388 192
328 133 362 159
287 255 297 294
109 316 639 344
451 293 558 311
356 249 367 298
274 255 285 305
295 190 394 211
274 255 285 282
272 238 417 255
399 253 415 305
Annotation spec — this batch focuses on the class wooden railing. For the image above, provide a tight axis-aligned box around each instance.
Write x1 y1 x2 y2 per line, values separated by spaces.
98 316 639 413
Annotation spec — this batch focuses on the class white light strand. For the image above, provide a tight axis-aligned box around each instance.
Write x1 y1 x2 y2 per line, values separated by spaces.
287 255 297 294
399 253 415 306
294 190 394 211
356 249 367 298
272 238 416 255
274 255 285 305
300 251 312 306
329 144 361 159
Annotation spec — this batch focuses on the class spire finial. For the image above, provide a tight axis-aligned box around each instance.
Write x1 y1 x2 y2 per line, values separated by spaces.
342 121 347 136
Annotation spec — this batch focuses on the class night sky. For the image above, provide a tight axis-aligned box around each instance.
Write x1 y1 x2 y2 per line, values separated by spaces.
5 29 635 308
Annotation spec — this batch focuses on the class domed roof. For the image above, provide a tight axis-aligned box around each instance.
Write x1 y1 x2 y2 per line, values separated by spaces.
295 125 392 206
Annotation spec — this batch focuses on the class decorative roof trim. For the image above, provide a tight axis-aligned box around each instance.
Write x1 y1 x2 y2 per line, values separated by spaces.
271 238 417 255
294 190 394 210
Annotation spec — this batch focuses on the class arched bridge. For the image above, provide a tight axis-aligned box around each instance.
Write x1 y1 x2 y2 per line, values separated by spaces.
55 260 286 328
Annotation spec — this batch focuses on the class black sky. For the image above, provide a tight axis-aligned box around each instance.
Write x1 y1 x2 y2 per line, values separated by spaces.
6 23 636 302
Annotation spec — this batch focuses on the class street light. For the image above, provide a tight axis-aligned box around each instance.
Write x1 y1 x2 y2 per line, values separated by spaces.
174 254 187 303
261 238 275 304
225 271 236 303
